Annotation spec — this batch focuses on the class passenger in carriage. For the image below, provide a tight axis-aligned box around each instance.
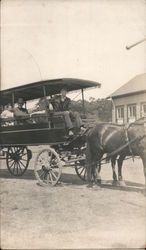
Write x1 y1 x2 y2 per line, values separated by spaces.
1 103 14 119
0 105 3 115
14 97 29 125
30 99 53 124
50 88 85 136
0 103 14 126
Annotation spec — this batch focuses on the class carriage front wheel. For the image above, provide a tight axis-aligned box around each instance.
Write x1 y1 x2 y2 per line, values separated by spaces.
34 147 62 186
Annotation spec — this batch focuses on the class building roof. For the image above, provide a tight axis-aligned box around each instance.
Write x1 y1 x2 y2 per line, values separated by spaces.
109 73 146 98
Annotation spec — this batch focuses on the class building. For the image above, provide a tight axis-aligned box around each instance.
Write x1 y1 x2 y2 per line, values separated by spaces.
108 73 146 124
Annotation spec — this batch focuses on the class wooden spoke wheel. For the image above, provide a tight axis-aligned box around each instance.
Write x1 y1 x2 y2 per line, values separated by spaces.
34 147 62 186
75 159 87 181
6 146 31 176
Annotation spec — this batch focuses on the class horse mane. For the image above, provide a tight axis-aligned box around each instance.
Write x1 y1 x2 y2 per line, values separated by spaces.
95 117 145 130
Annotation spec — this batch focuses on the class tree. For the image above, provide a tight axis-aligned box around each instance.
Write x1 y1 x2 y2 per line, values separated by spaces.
36 97 112 122
72 98 112 121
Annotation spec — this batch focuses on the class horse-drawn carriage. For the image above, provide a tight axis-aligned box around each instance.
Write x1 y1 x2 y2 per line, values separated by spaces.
1 78 146 187
0 78 100 186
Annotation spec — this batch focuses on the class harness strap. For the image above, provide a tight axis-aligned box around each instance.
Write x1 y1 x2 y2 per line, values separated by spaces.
101 134 145 162
124 125 134 161
144 116 146 133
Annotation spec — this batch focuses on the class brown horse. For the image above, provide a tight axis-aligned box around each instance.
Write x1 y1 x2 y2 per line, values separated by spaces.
86 118 146 186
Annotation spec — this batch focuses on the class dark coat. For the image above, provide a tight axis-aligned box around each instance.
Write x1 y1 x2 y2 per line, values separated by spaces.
50 95 71 112
14 107 28 117
13 107 28 125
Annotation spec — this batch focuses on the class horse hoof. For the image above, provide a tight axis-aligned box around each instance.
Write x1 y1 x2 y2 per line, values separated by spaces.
93 185 101 190
87 183 93 188
118 180 126 187
112 180 118 186
97 180 101 185
96 177 101 184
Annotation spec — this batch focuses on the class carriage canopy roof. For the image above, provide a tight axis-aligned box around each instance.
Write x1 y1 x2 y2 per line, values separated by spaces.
0 78 101 106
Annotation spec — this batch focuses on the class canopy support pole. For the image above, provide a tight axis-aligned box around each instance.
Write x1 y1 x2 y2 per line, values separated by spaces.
12 93 15 108
43 85 48 111
43 85 46 98
42 85 51 127
81 89 86 116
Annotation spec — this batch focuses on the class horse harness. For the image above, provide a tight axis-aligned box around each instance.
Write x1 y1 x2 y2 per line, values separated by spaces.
123 125 134 160
123 117 146 160
95 118 146 163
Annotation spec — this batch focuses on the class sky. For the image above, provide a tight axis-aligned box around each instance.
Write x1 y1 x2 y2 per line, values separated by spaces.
1 0 146 100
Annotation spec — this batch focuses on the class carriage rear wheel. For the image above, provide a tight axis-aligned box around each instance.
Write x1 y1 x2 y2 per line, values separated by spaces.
75 159 87 181
6 146 31 176
34 147 62 186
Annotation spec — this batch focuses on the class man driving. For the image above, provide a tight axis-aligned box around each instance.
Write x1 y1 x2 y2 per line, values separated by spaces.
50 88 85 136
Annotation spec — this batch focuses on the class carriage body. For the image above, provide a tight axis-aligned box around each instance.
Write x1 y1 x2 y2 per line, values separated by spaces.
0 78 100 184
0 115 66 146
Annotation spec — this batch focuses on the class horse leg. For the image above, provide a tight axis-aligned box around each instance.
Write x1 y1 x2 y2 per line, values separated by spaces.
87 151 103 186
140 152 146 195
93 162 101 185
96 162 102 184
94 152 104 184
142 157 146 183
117 154 126 186
86 164 93 186
86 142 94 187
92 160 98 183
111 155 118 185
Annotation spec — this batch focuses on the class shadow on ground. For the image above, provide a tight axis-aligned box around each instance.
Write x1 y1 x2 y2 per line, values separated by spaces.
0 169 83 184
0 169 145 194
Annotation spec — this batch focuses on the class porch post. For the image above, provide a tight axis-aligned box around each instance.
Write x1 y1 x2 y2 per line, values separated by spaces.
111 98 116 123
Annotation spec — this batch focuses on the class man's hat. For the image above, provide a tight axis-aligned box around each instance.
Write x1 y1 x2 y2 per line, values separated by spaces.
18 97 24 104
60 88 68 92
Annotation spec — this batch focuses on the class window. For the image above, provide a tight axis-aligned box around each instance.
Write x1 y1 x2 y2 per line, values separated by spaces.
127 104 136 122
116 106 124 124
141 103 146 117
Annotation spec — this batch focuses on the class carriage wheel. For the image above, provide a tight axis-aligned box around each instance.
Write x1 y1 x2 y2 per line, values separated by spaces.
34 147 62 186
75 160 87 181
6 146 31 176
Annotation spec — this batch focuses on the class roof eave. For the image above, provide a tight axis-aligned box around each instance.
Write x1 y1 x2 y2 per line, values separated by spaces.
107 90 146 99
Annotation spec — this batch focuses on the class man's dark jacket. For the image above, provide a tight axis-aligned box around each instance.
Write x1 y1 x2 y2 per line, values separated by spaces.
50 95 71 112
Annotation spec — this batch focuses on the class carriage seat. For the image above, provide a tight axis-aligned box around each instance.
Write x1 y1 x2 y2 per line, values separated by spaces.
31 111 66 128
0 117 14 127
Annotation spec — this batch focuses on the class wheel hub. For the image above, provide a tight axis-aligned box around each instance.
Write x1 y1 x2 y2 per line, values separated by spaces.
11 153 21 162
42 165 50 172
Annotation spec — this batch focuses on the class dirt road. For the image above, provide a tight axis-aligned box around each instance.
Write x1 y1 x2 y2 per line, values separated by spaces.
0 151 145 249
